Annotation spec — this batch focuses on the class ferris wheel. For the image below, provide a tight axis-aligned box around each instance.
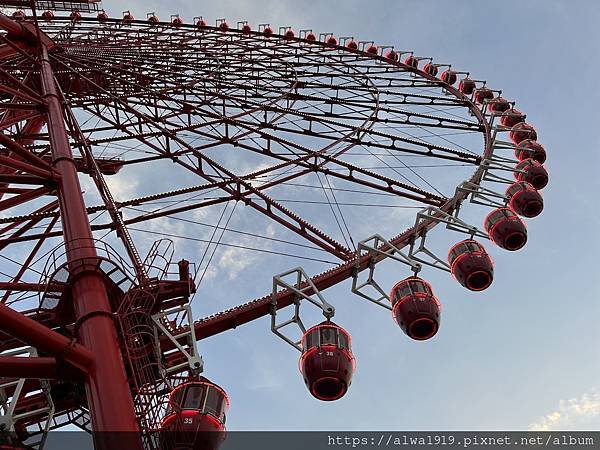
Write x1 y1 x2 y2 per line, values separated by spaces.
0 2 549 449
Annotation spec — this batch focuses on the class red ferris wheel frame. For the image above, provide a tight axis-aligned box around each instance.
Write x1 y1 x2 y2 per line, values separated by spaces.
0 7 548 450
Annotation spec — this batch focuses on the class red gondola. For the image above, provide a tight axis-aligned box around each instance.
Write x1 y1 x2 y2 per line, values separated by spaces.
484 208 527 251
514 159 548 190
458 77 476 95
448 240 494 291
440 70 457 85
219 21 230 31
346 40 358 50
11 10 25 20
196 18 207 27
263 26 273 36
172 17 183 26
148 14 159 24
284 28 295 39
510 122 537 145
500 108 525 128
299 321 355 401
404 55 418 68
366 44 378 55
506 182 544 218
41 10 54 22
515 139 546 164
385 50 399 61
160 378 229 450
487 96 510 113
423 63 438 77
474 87 494 105
241 23 252 33
306 32 316 41
389 277 441 340
122 12 134 23
96 10 108 23
69 10 81 22
326 36 338 46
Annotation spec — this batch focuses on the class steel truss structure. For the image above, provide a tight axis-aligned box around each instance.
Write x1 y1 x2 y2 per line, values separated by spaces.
0 5 548 449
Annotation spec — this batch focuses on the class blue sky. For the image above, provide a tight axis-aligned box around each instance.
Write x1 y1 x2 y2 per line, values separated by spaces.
4 0 600 433
71 0 600 431
127 0 598 431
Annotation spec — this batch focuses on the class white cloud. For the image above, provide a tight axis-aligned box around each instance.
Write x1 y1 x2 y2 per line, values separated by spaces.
216 223 275 280
529 390 600 431
105 173 140 201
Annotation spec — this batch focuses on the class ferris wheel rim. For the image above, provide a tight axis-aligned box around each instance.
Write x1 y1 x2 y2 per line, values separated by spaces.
1 16 493 335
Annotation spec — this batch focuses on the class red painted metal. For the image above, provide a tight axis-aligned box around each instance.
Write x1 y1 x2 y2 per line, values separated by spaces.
141 51 495 347
0 12 23 35
448 240 494 291
500 108 525 128
484 207 528 251
0 282 62 292
0 12 521 442
404 55 418 68
385 49 398 61
0 303 93 371
459 77 476 95
514 159 548 190
0 356 83 379
506 182 544 218
515 139 547 164
487 96 510 113
510 122 538 144
299 322 355 401
423 62 438 76
0 116 47 203
389 277 441 340
38 43 141 438
474 87 494 105
440 70 457 85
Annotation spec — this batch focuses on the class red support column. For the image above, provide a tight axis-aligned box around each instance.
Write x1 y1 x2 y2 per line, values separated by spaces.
38 44 141 444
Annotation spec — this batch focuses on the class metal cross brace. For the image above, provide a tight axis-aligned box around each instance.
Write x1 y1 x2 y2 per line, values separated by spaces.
351 234 421 311
480 157 524 185
457 180 508 209
414 206 488 239
407 206 489 272
271 267 334 352
0 347 55 449
492 138 525 155
152 303 203 376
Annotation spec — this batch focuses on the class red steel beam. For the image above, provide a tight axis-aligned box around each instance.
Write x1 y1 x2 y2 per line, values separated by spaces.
1 215 60 303
0 173 46 184
0 67 46 104
0 186 51 211
0 356 83 379
0 209 51 252
0 303 93 372
0 116 47 202
0 199 57 237
0 13 23 36
0 130 53 171
0 281 63 292
39 43 141 440
0 154 56 179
